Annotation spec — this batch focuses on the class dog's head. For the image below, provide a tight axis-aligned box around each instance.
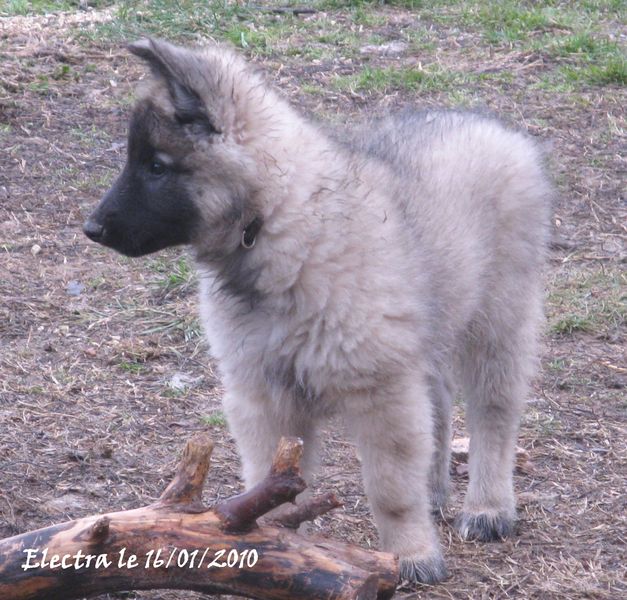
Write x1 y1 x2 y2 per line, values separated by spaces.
83 38 271 258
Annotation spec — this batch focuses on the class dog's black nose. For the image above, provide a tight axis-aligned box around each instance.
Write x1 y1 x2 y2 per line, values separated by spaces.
83 220 104 241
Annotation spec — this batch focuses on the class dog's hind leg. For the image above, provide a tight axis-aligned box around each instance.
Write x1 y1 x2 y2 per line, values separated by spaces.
456 292 541 541
428 372 454 516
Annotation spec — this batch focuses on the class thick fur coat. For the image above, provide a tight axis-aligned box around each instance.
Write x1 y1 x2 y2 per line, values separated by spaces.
84 38 553 583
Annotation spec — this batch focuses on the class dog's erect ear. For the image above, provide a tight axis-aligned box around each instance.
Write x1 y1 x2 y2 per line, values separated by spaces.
128 38 176 82
128 38 219 133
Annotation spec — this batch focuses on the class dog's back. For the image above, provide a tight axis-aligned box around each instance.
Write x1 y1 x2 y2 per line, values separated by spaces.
344 110 552 345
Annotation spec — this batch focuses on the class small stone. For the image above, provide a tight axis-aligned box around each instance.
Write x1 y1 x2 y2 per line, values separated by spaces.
168 372 201 391
452 437 531 473
31 244 42 256
66 280 85 296
451 437 470 460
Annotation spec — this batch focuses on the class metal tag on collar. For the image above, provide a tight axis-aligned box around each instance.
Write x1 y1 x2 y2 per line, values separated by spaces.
241 229 256 249
241 216 262 249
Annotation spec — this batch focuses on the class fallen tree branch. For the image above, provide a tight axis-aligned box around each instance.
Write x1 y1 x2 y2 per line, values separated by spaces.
215 437 307 533
0 434 398 600
270 492 343 529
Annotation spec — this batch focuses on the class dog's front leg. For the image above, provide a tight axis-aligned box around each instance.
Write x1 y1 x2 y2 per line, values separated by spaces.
344 373 448 585
223 388 318 491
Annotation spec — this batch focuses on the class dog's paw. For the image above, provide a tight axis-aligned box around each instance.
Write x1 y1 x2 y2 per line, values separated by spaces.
455 511 515 542
399 552 449 585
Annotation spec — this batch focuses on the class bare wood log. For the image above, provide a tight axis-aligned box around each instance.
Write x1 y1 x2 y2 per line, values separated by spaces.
451 436 534 475
271 492 343 529
0 434 398 600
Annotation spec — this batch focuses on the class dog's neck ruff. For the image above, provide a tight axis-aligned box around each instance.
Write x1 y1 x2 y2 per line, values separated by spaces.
241 216 263 249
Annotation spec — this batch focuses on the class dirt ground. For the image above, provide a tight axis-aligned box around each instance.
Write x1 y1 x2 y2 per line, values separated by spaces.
0 3 625 599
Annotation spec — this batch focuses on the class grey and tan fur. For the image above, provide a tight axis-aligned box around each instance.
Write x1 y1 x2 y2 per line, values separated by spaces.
84 38 553 583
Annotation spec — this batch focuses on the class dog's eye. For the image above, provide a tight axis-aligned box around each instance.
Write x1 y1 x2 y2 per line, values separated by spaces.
149 160 167 176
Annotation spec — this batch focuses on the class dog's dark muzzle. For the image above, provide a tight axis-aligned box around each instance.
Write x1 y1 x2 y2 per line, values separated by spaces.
82 219 105 242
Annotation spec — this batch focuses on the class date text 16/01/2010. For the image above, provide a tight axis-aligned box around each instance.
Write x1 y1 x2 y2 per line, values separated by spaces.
21 547 260 571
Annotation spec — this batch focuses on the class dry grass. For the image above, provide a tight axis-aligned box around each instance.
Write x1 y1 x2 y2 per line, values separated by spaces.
0 2 625 599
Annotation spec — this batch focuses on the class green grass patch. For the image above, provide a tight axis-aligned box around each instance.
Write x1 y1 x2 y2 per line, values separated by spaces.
535 33 626 90
26 384 45 395
553 32 603 56
335 65 459 94
561 54 626 86
201 411 227 427
1 0 113 17
551 314 595 335
460 1 568 45
316 0 454 8
352 5 387 27
315 29 362 50
27 75 51 95
404 28 438 53
70 124 111 144
87 275 107 290
52 63 71 80
300 82 325 95
538 54 626 90
83 0 282 46
548 32 626 87
224 25 269 52
118 360 144 375
66 0 626 56
165 257 195 291
285 45 327 60
83 0 386 55
578 0 627 14
548 267 626 337
88 172 116 189
150 255 195 293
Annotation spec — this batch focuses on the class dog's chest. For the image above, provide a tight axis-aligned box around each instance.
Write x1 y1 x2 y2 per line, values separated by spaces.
246 309 364 401
202 295 391 407
199 250 423 410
